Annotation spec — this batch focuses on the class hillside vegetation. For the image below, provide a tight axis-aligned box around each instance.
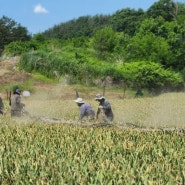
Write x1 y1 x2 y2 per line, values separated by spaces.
1 0 185 95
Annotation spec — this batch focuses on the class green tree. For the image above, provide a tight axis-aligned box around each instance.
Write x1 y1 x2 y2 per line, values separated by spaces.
0 16 31 54
176 2 185 24
147 0 178 21
43 15 111 40
110 8 145 36
92 26 118 59
167 21 185 70
126 32 171 64
124 16 185 70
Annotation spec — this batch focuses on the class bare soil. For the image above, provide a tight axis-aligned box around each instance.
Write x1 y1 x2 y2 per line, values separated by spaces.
0 57 32 87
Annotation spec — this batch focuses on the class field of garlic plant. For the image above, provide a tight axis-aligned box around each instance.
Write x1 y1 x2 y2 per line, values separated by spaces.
0 85 185 184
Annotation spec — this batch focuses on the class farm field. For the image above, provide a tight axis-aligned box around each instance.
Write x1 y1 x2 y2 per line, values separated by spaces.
19 85 185 128
0 123 184 184
0 84 185 184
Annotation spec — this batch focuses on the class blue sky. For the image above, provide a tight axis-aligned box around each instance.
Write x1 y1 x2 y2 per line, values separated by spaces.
0 0 158 35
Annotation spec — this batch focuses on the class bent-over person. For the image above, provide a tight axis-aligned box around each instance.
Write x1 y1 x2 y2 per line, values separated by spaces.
10 89 25 117
74 97 95 123
95 94 114 123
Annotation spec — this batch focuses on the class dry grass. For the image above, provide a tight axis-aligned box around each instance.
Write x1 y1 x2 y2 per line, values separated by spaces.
1 57 184 128
112 93 185 128
11 84 184 129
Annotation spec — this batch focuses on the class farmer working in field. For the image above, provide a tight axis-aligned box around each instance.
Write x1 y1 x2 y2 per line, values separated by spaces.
74 97 95 123
95 94 114 123
10 89 25 117
0 93 4 115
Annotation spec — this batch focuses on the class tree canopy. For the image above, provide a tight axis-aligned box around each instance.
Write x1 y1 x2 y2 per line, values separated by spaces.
0 16 31 54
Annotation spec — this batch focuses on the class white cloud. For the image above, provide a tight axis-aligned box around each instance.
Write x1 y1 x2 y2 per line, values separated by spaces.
34 4 48 14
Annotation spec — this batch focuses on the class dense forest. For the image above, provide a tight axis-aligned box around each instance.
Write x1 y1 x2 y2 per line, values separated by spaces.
1 0 185 94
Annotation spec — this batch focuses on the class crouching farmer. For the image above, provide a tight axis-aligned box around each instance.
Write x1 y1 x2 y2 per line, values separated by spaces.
74 97 95 123
95 94 114 124
10 89 25 117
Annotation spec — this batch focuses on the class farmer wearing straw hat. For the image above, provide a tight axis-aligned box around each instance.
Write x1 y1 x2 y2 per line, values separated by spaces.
95 94 114 123
74 97 95 123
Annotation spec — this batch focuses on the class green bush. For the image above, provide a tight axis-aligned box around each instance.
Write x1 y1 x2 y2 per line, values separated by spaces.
19 51 184 92
118 61 184 93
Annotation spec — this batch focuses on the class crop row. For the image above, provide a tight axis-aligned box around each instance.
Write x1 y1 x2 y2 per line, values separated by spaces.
0 123 184 184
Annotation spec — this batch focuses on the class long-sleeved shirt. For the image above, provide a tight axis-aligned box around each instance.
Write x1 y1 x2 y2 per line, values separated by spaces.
97 99 114 121
10 94 23 111
79 103 95 120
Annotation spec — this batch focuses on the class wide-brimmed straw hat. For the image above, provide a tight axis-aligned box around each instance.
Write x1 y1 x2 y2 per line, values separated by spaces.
74 97 85 104
94 94 105 100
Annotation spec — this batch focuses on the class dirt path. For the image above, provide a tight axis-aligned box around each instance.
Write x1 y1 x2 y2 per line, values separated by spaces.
0 56 32 87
